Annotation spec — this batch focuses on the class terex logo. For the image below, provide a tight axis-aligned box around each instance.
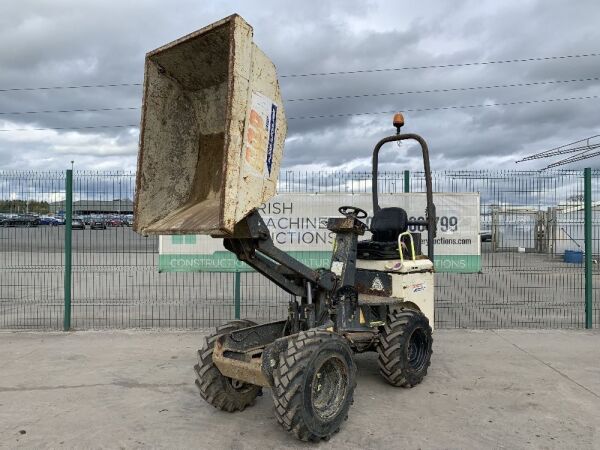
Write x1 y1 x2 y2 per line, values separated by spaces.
371 277 384 291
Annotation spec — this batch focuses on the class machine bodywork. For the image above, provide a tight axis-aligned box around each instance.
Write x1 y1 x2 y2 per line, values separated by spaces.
134 14 437 443
205 133 436 389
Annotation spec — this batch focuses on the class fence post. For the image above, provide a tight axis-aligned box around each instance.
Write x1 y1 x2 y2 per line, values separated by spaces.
584 167 593 329
404 169 410 193
234 272 241 319
63 169 73 331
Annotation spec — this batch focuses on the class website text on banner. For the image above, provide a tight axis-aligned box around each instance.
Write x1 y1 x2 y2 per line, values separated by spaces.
159 192 480 273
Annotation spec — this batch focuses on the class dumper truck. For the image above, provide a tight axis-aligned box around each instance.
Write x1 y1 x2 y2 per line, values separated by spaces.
134 14 436 442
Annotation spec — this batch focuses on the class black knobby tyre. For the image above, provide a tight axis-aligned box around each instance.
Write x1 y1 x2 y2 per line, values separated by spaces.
377 309 433 387
272 330 357 442
194 319 262 412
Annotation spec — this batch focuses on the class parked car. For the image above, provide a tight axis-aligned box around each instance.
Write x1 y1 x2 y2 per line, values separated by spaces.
123 215 134 226
72 218 86 230
480 230 492 242
38 216 53 225
1 214 40 227
106 217 123 227
90 219 107 230
38 216 62 226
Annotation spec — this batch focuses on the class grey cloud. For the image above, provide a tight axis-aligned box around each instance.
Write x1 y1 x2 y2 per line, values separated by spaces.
0 0 599 172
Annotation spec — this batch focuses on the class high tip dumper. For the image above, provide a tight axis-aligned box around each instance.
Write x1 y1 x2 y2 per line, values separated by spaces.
134 14 436 442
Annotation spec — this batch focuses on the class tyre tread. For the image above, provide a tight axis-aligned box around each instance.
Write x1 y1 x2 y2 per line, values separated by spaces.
194 320 261 412
377 310 433 387
272 330 356 442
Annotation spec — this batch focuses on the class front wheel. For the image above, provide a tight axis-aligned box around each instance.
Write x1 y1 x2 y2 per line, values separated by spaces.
194 319 262 412
377 309 433 387
272 330 357 442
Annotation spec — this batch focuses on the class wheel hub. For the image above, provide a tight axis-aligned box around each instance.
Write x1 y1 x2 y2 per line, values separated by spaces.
407 328 429 372
311 356 348 421
228 377 254 393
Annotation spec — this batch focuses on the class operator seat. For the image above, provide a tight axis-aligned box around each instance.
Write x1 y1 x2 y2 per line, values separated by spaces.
371 207 408 241
357 207 422 260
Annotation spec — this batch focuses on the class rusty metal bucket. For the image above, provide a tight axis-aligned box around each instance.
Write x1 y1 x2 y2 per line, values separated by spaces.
134 14 286 236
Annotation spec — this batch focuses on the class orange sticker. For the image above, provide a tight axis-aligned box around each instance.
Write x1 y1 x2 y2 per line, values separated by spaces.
249 109 263 128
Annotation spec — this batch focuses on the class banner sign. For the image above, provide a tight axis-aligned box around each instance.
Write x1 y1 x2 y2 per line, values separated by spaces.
159 192 480 273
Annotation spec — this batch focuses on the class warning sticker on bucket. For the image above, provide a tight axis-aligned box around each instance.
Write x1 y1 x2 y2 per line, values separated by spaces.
243 92 277 177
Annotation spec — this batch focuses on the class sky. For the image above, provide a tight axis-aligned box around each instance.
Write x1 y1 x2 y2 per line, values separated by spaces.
0 0 599 173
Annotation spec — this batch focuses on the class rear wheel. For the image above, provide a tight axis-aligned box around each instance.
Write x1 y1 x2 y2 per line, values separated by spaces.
377 309 433 387
194 319 261 412
272 330 356 442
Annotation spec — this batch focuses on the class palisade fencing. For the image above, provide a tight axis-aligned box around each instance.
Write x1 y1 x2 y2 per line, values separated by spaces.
0 169 598 330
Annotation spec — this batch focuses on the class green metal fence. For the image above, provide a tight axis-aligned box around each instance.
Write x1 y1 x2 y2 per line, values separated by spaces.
0 169 598 330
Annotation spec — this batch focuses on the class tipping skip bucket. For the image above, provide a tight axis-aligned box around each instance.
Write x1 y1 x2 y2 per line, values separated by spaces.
134 14 286 236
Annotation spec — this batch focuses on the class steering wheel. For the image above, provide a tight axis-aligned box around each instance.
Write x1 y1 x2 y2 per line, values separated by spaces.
338 205 368 219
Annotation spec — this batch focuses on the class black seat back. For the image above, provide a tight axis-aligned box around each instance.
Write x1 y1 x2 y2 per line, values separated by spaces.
371 207 408 242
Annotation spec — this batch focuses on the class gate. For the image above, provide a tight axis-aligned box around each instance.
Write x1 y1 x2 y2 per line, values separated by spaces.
491 207 548 253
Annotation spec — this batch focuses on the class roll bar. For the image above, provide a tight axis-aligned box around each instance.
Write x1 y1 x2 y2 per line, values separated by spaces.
371 133 437 260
